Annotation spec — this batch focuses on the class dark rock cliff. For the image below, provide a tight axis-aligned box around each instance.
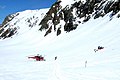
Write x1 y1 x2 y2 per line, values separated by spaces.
0 13 19 39
39 0 120 36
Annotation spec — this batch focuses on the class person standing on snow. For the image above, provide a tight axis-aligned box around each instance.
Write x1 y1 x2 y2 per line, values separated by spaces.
55 56 57 60
85 61 87 68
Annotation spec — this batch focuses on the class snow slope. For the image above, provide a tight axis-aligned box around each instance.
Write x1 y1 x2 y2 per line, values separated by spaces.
0 10 120 80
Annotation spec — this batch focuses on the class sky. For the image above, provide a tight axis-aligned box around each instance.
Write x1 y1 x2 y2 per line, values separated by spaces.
0 0 56 24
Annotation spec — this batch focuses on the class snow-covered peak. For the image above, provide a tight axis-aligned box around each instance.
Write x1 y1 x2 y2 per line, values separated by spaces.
0 8 49 39
0 0 120 39
58 0 75 7
39 0 120 36
59 0 87 8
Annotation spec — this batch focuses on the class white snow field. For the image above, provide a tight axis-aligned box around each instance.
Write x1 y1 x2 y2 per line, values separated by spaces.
0 10 120 80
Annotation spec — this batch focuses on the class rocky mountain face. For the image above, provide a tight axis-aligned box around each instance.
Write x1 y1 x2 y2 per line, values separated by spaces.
0 13 19 39
0 0 120 39
39 0 120 36
0 9 47 39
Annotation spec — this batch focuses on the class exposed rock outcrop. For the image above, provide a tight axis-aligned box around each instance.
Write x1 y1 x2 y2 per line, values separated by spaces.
39 0 120 36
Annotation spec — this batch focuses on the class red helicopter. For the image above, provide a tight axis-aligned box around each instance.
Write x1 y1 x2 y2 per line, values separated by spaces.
28 54 45 61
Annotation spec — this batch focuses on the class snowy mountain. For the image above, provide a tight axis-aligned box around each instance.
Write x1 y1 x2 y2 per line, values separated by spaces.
39 0 120 36
0 0 120 39
0 0 120 80
0 8 49 39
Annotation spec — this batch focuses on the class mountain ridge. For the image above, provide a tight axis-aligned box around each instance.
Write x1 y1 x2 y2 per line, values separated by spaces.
39 0 120 36
0 0 120 39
